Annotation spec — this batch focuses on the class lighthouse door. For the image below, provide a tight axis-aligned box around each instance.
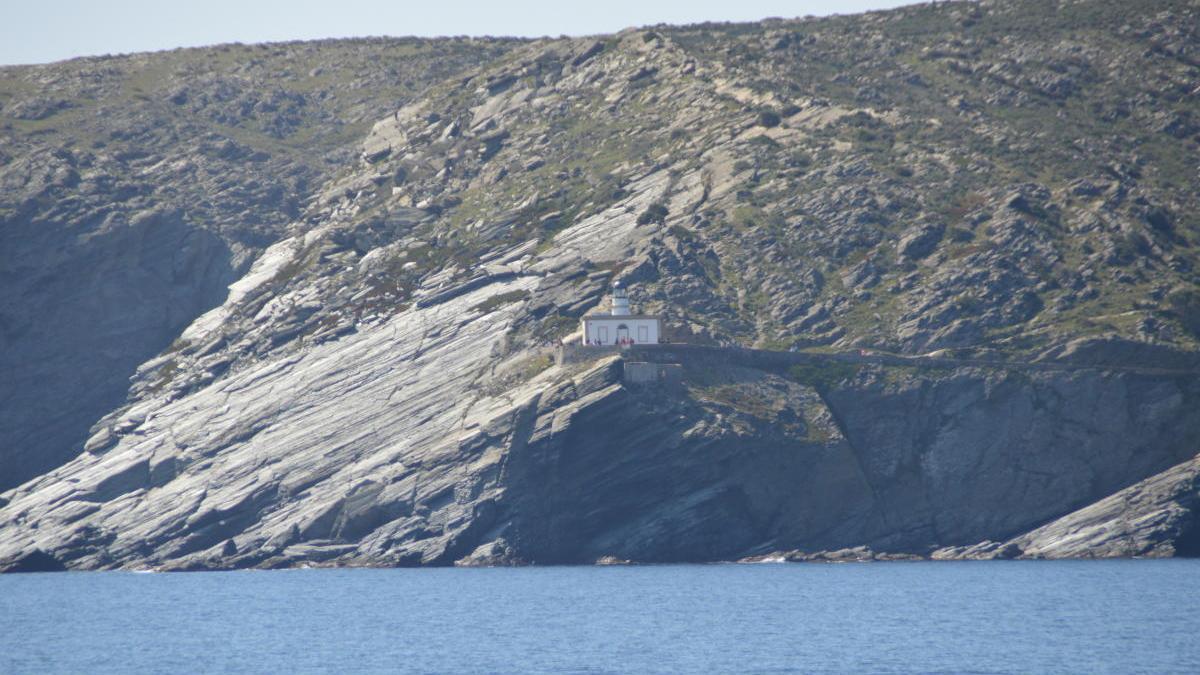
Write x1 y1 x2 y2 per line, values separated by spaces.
617 324 630 343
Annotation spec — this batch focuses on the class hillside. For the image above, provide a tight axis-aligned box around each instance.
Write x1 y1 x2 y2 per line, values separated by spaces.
0 36 520 488
1 0 1199 571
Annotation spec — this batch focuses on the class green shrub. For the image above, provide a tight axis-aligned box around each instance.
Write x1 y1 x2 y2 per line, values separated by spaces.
637 202 669 225
667 224 695 241
1167 286 1200 337
757 109 782 127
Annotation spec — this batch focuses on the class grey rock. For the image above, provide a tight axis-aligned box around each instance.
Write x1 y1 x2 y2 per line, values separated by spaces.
897 224 943 261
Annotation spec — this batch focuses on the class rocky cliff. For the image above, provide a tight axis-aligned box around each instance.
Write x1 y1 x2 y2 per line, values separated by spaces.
1 0 1199 571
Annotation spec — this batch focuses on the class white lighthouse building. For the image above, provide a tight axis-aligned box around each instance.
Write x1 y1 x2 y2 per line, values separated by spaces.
580 281 661 346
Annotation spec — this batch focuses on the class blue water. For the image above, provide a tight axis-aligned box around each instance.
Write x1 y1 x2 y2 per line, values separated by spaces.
2 560 1197 674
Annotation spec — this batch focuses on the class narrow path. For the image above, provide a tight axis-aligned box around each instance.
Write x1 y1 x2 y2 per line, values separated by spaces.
608 343 1200 377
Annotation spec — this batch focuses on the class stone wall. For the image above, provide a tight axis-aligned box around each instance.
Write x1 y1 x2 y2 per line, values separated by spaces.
556 343 622 365
623 362 682 388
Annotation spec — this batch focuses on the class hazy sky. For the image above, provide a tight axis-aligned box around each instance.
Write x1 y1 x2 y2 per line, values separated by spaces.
2 0 921 66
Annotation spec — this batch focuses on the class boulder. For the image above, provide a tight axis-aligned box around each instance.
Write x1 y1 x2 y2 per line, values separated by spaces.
897 224 944 260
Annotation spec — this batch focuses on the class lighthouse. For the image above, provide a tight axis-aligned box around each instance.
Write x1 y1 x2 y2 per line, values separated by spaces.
580 281 662 346
610 281 631 316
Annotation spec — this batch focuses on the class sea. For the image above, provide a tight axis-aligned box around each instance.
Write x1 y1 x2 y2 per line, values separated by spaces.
1 559 1197 674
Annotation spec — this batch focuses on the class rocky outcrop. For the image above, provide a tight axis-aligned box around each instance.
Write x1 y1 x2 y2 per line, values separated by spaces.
1010 455 1200 559
494 363 866 564
933 453 1200 561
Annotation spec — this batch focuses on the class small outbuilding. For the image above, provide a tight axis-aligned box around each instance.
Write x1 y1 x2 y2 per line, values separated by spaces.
580 281 661 346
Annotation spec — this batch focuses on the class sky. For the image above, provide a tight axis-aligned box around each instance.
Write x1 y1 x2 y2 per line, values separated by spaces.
2 0 922 66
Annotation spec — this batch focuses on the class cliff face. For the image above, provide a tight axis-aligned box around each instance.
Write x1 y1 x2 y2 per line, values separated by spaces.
2 0 1200 570
2 342 1196 570
0 37 519 489
821 366 1200 549
494 358 1200 564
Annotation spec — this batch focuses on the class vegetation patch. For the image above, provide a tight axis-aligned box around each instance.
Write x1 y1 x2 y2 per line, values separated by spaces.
637 201 670 226
519 353 555 380
695 383 779 419
786 360 862 390
148 359 180 394
471 289 531 314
